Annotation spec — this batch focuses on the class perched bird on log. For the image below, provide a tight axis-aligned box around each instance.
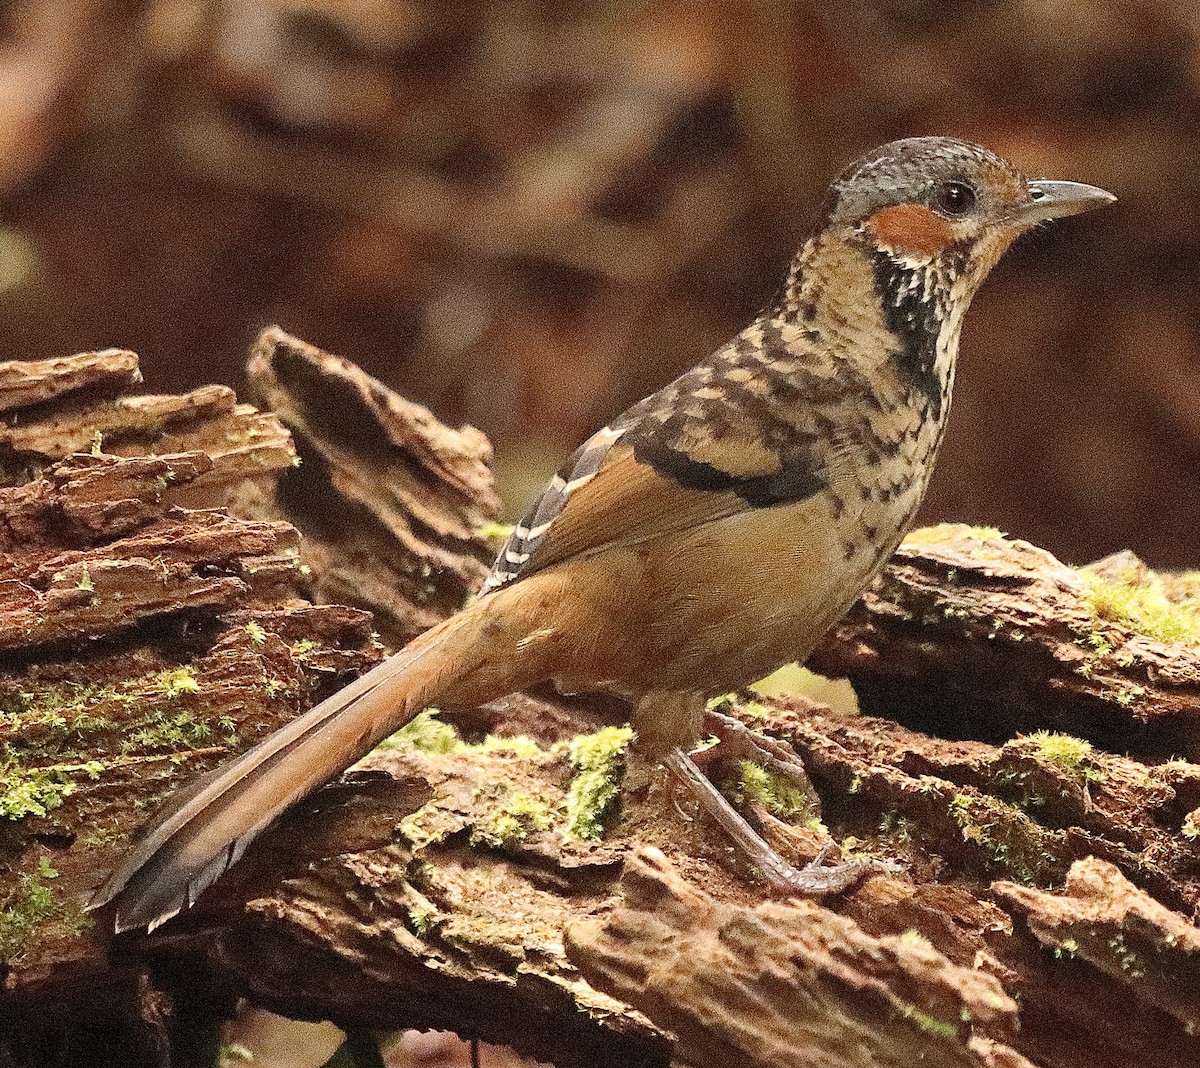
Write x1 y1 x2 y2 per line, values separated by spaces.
91 137 1114 932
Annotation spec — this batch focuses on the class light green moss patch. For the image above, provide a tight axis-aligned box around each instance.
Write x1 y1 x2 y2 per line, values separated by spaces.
1183 807 1200 840
470 791 555 848
895 1000 959 1040
706 692 770 719
1021 731 1105 783
0 857 60 961
565 726 633 840
244 621 267 646
123 711 212 753
155 666 201 697
408 904 436 938
1081 568 1200 647
731 760 821 826
377 709 460 754
462 734 544 759
1054 937 1080 959
949 791 1055 885
0 682 128 738
0 755 104 820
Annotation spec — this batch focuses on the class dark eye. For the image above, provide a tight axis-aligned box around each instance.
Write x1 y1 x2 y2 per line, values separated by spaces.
935 180 977 217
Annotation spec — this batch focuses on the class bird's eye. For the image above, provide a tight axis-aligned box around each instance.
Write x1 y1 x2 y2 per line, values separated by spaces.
935 180 977 217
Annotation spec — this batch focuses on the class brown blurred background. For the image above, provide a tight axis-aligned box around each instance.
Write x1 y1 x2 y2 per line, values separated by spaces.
0 0 1196 565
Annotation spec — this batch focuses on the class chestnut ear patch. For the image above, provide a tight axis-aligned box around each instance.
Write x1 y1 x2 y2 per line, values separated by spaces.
866 203 957 257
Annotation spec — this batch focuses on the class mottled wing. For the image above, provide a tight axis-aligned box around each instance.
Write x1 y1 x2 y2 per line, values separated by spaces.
482 375 836 594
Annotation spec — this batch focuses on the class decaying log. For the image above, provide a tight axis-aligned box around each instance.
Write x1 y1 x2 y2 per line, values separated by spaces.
0 335 498 1006
566 849 1033 1068
5 339 1200 1068
807 526 1200 757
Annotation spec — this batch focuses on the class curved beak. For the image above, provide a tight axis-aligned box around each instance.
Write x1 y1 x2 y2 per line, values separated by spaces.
1008 179 1116 227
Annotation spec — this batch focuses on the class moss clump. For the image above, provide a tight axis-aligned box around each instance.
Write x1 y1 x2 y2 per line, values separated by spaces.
1022 731 1105 784
244 621 267 646
471 791 555 848
123 711 212 753
706 692 772 719
895 1000 959 1040
377 709 459 754
565 726 633 840
1054 937 1080 959
408 905 436 938
0 685 118 740
0 665 212 756
0 755 104 820
155 666 201 697
730 761 821 827
462 734 544 759
0 857 60 961
948 791 1055 885
1081 568 1200 647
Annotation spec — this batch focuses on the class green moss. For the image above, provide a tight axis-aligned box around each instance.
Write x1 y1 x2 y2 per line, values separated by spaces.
263 678 288 699
244 621 267 646
1080 631 1113 656
565 726 633 840
897 928 934 951
462 734 544 759
1022 731 1104 782
470 791 555 848
895 1000 959 1040
948 791 1054 884
0 856 60 961
1114 684 1146 707
1108 932 1145 979
1054 937 1080 959
123 711 212 753
408 905 435 938
879 811 915 844
731 760 821 826
705 692 771 719
1081 568 1200 647
0 756 104 819
155 666 201 697
0 694 113 741
376 709 459 754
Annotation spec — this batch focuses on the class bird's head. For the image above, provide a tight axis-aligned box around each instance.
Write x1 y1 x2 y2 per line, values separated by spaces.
821 136 1115 301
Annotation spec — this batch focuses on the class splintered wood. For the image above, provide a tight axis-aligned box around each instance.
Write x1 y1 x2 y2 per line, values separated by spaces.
247 327 499 645
0 334 495 999
5 342 1200 1068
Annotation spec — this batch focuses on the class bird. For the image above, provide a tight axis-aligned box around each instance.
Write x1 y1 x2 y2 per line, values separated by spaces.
91 137 1114 932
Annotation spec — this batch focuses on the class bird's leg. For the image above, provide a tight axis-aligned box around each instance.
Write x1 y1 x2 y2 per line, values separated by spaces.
636 692 886 896
662 747 882 895
691 708 820 812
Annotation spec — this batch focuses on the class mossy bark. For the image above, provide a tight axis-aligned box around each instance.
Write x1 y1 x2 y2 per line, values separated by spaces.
4 338 1200 1068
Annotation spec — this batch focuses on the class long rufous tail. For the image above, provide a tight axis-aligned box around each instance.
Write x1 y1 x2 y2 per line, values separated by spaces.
90 584 550 932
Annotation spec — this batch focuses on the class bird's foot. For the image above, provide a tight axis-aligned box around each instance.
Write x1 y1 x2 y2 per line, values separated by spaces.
692 708 820 812
664 738 894 898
